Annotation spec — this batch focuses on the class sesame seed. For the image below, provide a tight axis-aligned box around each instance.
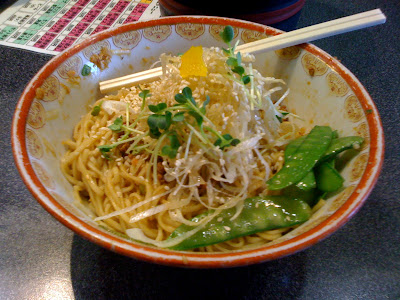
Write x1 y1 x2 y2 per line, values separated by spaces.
223 226 231 231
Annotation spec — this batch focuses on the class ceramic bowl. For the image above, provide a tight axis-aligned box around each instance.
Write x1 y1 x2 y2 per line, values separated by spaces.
12 16 384 268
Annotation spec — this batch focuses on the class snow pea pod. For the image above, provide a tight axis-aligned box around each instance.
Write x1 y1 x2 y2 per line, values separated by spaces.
168 196 312 250
283 185 319 206
267 126 333 190
315 161 344 192
286 135 363 163
295 171 317 191
284 136 306 161
284 136 316 190
318 136 364 164
283 135 363 190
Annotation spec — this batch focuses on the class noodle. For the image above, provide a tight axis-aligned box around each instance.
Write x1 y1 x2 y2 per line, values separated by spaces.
61 46 310 252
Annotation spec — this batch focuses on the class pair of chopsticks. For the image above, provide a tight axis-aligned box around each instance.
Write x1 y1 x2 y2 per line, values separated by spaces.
99 9 386 94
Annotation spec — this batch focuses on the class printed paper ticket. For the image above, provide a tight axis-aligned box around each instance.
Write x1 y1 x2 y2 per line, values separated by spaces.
0 0 161 55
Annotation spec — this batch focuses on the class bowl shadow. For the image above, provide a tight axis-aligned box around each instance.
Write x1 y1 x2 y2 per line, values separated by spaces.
71 235 307 300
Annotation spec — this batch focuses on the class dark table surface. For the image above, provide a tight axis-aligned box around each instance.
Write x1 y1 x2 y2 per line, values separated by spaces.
1 1 399 299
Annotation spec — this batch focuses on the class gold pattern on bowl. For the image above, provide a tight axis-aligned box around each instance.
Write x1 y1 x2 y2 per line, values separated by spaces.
301 53 329 76
275 46 301 60
26 128 43 159
344 95 364 123
143 25 172 42
326 72 349 97
112 31 142 49
175 23 205 40
27 101 46 129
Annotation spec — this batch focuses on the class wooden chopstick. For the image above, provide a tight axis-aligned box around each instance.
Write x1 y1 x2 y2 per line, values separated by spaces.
239 9 386 54
99 9 386 94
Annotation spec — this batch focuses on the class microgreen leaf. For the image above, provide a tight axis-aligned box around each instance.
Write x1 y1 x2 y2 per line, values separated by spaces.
220 25 234 44
147 115 159 130
139 89 151 110
168 133 180 149
161 132 180 158
182 87 192 99
147 111 172 140
98 145 113 152
200 96 210 115
149 103 167 113
139 89 151 100
148 114 170 131
177 87 197 106
169 149 177 158
222 48 230 55
149 127 161 138
242 75 250 85
81 64 91 76
161 145 174 158
148 104 159 113
172 111 185 122
189 111 203 126
158 103 167 111
222 133 233 140
213 132 241 150
230 139 240 146
91 101 102 116
232 66 245 76
164 111 172 129
175 93 187 104
91 105 101 116
226 57 238 67
236 52 242 65
98 145 113 159
108 116 123 131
